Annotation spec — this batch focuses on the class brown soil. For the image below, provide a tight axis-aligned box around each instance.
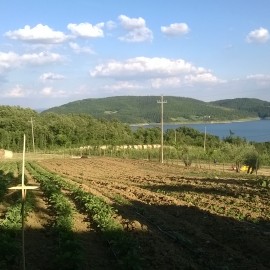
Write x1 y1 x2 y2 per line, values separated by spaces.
1 156 270 269
22 172 115 270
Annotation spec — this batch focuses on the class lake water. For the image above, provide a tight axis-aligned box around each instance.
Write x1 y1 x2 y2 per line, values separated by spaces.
132 120 270 143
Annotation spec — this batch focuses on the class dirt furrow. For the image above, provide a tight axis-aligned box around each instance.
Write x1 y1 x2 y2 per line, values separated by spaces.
37 157 270 269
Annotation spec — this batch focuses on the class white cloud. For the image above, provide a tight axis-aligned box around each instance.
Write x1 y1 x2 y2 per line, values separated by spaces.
106 20 117 30
40 72 65 82
185 73 220 84
161 23 190 36
0 51 63 74
247 74 270 80
246 73 270 87
118 15 153 42
246 27 269 43
5 24 69 44
90 57 203 78
40 86 66 97
150 77 181 89
67 22 104 38
103 81 143 92
118 15 146 30
69 42 95 54
150 73 220 89
5 84 26 97
41 87 53 96
0 51 20 72
90 57 222 94
20 51 63 65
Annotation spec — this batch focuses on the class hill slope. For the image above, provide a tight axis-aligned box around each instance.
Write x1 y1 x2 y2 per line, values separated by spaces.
42 96 259 123
210 98 270 119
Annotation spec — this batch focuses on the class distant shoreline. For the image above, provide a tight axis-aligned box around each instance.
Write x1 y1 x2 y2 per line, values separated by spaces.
130 117 261 127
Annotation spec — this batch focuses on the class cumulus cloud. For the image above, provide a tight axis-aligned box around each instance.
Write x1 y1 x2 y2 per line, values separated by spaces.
67 22 104 38
40 72 65 82
0 51 20 72
0 51 63 76
161 23 190 36
20 51 63 65
90 57 206 78
69 42 95 54
0 51 63 73
5 24 69 44
118 15 153 42
90 57 222 93
119 15 146 30
246 27 269 43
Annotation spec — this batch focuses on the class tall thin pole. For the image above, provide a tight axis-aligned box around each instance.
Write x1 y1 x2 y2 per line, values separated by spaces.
157 95 167 163
203 115 210 152
204 126 206 152
29 117 35 153
22 134 26 270
8 134 38 270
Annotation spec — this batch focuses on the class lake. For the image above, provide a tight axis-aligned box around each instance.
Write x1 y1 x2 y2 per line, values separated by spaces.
132 120 270 143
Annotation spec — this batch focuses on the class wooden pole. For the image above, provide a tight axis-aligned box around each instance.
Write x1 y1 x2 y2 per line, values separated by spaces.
9 134 38 270
157 95 167 163
22 134 26 270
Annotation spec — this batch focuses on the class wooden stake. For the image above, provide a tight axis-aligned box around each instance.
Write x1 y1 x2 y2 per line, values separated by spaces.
9 134 38 270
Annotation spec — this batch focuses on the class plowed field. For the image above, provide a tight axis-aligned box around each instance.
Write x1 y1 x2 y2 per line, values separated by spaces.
0 157 270 270
33 156 270 270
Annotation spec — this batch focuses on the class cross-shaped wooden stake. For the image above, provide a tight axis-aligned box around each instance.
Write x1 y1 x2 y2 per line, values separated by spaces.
9 134 38 270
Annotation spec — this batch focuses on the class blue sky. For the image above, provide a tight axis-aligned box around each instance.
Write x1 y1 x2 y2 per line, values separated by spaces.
1 0 270 109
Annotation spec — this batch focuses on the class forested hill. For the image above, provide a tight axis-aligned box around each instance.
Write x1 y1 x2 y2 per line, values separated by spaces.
210 98 270 119
42 96 260 123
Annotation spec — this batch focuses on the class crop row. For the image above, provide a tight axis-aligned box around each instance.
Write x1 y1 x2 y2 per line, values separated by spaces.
26 162 83 269
0 167 34 270
27 162 141 269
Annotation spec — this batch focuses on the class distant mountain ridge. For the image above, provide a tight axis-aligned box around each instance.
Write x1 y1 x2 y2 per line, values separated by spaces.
41 96 270 123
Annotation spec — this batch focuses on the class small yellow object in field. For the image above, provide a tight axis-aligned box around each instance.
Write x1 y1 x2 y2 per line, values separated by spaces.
240 165 248 172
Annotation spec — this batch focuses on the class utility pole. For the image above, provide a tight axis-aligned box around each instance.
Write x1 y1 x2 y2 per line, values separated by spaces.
157 95 167 163
29 117 35 153
203 115 210 152
204 126 207 152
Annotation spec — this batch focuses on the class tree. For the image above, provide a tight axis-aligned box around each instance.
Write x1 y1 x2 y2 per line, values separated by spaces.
243 151 260 174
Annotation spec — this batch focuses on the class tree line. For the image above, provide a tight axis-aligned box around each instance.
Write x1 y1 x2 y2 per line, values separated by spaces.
0 106 269 171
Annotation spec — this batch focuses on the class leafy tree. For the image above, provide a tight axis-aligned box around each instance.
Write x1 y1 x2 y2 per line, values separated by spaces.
243 150 260 174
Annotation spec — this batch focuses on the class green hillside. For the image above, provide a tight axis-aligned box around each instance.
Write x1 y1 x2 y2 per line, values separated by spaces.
42 96 259 123
210 98 270 119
